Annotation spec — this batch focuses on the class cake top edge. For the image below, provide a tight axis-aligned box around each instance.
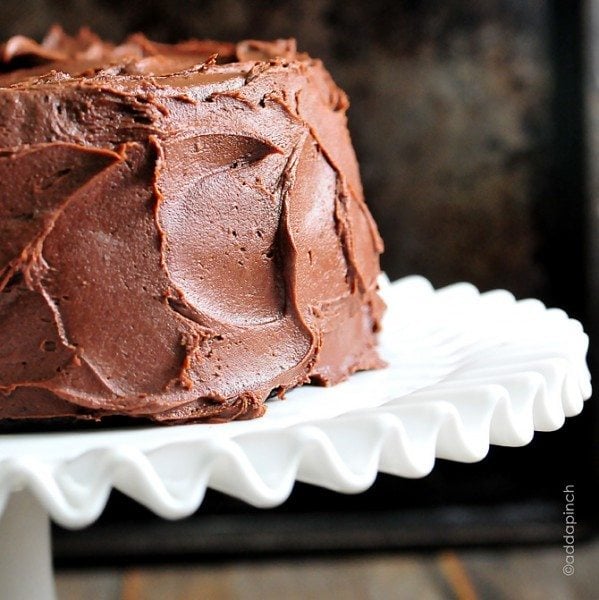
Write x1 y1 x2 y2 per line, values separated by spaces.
0 25 312 87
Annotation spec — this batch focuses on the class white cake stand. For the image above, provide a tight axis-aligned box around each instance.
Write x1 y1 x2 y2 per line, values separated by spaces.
0 276 591 600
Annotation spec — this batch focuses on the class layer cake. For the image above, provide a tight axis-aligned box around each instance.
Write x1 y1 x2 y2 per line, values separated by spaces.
0 27 385 424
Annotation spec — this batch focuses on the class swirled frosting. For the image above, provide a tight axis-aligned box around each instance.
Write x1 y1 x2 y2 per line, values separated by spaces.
0 27 385 424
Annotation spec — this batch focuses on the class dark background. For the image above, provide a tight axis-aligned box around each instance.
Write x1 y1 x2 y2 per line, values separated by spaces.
1 0 596 561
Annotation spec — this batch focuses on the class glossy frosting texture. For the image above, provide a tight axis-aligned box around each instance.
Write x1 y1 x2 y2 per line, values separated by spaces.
0 27 385 423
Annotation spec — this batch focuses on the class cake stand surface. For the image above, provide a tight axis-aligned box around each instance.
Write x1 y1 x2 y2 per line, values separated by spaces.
0 276 591 600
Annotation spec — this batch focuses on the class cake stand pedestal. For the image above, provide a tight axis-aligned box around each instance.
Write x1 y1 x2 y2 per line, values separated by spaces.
0 277 591 600
0 491 54 600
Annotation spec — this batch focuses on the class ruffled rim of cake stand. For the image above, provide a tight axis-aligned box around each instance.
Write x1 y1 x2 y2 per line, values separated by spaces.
0 275 591 529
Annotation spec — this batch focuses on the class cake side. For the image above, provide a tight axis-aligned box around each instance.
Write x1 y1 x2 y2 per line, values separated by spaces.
0 28 385 424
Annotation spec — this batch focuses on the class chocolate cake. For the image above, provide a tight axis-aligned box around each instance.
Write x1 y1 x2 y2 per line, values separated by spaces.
0 27 385 424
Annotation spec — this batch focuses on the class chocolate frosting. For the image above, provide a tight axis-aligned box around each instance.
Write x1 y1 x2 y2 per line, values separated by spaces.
0 27 385 424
